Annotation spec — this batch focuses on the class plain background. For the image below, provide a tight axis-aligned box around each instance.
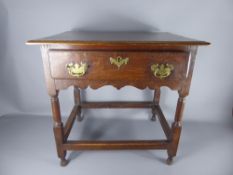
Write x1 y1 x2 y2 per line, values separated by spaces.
0 0 233 122
0 0 233 174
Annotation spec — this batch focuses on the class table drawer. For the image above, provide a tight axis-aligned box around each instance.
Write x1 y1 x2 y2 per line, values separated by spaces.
49 51 189 83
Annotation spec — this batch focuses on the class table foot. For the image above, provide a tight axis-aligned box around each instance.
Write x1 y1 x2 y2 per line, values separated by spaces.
166 156 173 165
77 114 84 121
151 113 157 121
60 158 69 166
77 106 84 122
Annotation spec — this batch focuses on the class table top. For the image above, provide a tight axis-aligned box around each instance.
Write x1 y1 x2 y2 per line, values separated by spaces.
26 31 210 46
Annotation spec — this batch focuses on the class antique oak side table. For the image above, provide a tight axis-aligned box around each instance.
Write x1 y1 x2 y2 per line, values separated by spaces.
27 31 209 166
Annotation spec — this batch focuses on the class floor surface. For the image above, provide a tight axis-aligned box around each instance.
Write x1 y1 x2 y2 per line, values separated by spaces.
0 114 232 175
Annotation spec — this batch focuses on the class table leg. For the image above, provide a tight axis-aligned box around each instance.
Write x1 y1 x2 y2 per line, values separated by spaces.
51 94 68 166
151 89 160 121
167 93 186 164
74 87 83 121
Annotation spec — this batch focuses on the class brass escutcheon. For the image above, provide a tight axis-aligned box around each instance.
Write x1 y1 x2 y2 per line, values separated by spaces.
109 56 129 69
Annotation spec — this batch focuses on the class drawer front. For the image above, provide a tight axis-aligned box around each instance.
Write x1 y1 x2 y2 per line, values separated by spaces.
49 51 189 84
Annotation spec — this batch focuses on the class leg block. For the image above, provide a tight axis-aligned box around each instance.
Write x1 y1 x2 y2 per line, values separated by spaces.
151 89 160 121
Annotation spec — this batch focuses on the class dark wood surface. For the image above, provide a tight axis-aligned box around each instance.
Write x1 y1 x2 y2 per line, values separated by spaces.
27 31 209 45
49 51 189 90
27 31 209 166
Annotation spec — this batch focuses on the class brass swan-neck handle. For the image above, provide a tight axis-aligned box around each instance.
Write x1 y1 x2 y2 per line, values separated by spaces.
151 63 174 79
66 62 88 77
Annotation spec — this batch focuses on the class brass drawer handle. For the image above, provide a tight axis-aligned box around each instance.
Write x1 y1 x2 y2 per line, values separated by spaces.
151 64 174 79
66 62 88 77
110 56 129 69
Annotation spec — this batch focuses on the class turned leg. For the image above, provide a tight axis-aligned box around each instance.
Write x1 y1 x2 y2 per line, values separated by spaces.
151 89 160 121
74 87 84 121
167 93 186 165
51 94 68 166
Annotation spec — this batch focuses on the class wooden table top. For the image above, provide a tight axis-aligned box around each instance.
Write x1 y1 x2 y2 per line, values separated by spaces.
26 31 210 46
